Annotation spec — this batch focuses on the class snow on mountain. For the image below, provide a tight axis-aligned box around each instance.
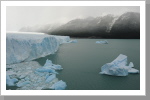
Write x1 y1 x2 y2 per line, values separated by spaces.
6 32 70 64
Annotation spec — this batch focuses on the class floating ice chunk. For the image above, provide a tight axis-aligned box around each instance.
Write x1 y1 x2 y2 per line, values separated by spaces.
45 74 56 83
50 65 63 70
129 62 134 67
19 74 27 79
35 68 58 74
43 59 63 70
104 67 129 76
6 71 16 75
50 80 67 90
36 86 44 90
128 68 139 73
69 40 77 43
17 81 31 87
100 54 139 76
96 40 108 44
6 75 18 86
24 77 30 81
44 59 53 66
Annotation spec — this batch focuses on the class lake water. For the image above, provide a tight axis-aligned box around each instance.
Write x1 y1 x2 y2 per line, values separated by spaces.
35 39 140 90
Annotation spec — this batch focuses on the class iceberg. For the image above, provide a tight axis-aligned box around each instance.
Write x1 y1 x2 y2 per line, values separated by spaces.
6 32 70 64
35 67 58 74
43 59 63 70
6 75 18 86
96 40 108 44
50 80 67 90
69 40 77 43
35 59 63 74
99 54 139 76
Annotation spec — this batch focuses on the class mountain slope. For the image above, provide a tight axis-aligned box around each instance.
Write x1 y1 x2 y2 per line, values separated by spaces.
19 12 140 39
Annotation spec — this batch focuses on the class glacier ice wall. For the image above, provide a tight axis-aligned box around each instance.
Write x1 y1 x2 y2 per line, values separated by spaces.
6 33 70 64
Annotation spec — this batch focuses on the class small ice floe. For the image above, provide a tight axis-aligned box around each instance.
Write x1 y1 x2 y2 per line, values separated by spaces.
50 80 67 90
45 74 56 83
35 67 58 74
6 75 18 86
96 40 108 44
17 81 31 87
43 59 63 70
69 40 77 43
99 54 139 76
6 71 16 75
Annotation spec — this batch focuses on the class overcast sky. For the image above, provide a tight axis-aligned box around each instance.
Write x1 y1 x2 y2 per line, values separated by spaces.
6 6 140 31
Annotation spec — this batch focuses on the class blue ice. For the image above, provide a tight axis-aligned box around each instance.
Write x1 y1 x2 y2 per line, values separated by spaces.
17 81 31 87
6 75 18 86
45 74 56 83
99 54 139 76
50 80 67 90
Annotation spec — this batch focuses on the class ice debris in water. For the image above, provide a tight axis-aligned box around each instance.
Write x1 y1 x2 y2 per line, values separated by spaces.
17 81 31 87
6 75 18 86
6 60 66 90
69 40 77 43
43 59 63 70
96 40 108 44
99 54 139 76
50 80 67 90
45 74 56 83
35 59 63 75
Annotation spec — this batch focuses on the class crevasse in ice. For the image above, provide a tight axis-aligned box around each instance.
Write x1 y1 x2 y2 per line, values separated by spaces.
99 54 139 76
6 33 71 64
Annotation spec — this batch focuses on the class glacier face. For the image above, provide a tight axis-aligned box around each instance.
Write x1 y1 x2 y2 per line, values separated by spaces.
99 54 139 76
6 33 70 64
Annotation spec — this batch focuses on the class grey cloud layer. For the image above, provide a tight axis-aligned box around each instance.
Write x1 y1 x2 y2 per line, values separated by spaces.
6 6 140 31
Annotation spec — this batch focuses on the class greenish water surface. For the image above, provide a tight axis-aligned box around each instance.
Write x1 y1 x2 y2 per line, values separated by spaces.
35 39 140 90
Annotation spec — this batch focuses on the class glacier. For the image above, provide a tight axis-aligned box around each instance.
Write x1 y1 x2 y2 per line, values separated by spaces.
99 54 139 76
6 59 66 90
96 40 108 44
6 32 71 64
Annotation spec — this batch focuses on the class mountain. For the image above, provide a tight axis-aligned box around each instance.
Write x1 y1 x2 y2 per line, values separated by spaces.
19 12 140 39
49 15 117 38
110 12 140 39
